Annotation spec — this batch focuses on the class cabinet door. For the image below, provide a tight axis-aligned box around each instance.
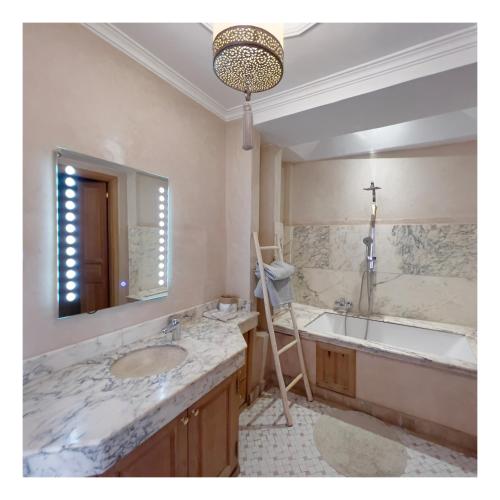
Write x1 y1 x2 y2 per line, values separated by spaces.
316 342 356 397
237 331 249 408
187 373 239 477
103 411 188 477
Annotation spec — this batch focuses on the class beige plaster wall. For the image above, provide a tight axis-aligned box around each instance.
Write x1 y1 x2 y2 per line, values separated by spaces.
23 24 228 357
283 142 477 226
259 145 282 256
224 120 260 305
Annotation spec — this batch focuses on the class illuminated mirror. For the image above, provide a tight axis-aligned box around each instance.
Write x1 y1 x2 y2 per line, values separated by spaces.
56 149 169 318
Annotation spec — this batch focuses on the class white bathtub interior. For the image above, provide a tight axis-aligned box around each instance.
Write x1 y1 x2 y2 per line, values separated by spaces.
305 312 476 364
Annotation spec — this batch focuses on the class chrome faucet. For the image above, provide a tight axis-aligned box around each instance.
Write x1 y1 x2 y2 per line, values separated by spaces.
334 297 352 313
161 318 181 342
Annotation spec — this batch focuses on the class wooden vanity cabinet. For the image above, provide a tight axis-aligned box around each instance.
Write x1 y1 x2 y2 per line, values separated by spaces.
102 372 239 477
187 373 239 477
101 411 188 477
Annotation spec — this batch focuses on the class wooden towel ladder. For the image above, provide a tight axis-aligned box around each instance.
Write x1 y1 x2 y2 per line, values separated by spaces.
253 231 313 426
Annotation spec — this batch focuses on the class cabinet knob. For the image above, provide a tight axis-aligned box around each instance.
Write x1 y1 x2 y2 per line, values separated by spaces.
191 408 200 417
181 416 189 426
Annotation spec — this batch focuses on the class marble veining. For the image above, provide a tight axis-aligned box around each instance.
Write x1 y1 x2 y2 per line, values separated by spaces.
128 225 161 296
273 303 476 378
286 223 477 327
23 304 258 476
391 224 476 279
292 225 330 269
24 300 219 385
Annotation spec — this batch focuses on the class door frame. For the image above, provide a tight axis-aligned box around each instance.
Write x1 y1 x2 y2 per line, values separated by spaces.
76 167 120 307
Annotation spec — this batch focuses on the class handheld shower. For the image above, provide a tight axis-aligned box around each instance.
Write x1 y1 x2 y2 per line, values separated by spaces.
358 181 381 339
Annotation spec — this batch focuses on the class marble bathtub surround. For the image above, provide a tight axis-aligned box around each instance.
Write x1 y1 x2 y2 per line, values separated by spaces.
290 225 330 268
288 223 476 278
391 224 476 279
273 303 476 377
23 306 258 476
285 223 476 326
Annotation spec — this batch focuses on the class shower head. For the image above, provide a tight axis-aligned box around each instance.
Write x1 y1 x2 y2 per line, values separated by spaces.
363 181 381 202
363 236 373 246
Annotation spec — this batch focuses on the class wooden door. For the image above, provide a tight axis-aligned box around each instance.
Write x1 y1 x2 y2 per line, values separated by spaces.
187 373 239 477
102 412 189 477
79 179 110 313
316 342 356 397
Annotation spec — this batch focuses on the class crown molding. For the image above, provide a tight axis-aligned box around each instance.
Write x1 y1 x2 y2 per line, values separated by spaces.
228 25 477 124
84 24 476 125
201 23 316 38
83 23 228 120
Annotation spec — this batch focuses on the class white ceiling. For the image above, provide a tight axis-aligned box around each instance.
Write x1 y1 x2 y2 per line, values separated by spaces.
259 63 477 160
201 23 317 39
111 22 473 110
85 22 477 161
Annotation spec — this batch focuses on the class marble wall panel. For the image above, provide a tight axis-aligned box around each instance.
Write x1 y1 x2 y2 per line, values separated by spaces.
292 267 476 326
390 224 476 279
291 225 330 269
371 272 476 326
128 225 159 295
285 223 477 327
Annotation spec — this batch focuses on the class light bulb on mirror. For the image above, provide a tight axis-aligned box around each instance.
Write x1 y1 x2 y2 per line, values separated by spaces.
66 292 77 302
66 281 76 290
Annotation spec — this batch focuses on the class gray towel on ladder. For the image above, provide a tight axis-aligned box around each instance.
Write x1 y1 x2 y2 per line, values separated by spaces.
254 260 295 307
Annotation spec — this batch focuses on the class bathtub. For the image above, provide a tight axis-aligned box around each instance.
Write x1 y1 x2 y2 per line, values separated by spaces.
271 303 477 447
305 312 476 365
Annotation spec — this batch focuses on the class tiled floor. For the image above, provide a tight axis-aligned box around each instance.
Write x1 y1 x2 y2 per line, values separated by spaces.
239 388 477 477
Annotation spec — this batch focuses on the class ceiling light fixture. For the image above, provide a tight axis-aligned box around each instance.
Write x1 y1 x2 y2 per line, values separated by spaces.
212 24 284 150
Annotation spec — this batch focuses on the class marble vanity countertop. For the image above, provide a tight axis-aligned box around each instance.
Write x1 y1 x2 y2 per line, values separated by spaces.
273 303 477 377
23 310 258 477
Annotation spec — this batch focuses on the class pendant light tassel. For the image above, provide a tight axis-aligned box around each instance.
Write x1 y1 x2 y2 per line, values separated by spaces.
242 95 254 151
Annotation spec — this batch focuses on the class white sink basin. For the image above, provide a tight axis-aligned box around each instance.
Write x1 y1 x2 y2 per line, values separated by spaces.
110 345 187 379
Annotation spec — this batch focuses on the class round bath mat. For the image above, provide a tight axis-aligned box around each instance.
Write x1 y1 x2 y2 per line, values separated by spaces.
313 409 408 477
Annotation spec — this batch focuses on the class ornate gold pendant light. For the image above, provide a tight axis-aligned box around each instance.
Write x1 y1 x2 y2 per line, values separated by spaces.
212 24 284 150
